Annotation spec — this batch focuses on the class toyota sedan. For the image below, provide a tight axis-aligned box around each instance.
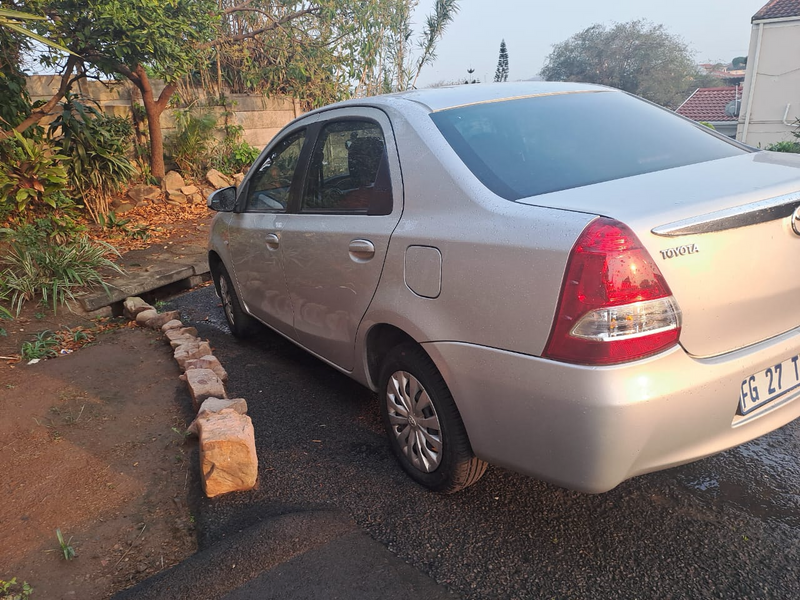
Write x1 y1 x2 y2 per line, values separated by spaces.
206 82 800 493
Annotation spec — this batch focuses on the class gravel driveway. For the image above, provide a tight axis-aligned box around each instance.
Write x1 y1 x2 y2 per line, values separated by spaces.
169 286 800 600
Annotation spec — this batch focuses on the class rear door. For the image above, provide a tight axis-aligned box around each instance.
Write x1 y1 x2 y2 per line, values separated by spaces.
279 108 403 370
226 127 308 337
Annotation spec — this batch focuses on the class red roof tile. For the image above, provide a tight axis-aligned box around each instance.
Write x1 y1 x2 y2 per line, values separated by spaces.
753 0 800 21
676 87 740 122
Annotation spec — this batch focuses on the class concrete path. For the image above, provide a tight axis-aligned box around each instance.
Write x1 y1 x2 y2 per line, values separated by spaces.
77 242 209 312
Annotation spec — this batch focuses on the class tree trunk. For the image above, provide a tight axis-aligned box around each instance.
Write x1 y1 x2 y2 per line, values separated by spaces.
0 56 78 142
132 65 177 181
143 98 166 180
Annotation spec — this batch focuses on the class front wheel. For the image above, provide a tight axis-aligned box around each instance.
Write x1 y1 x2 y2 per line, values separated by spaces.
215 264 259 338
378 344 487 493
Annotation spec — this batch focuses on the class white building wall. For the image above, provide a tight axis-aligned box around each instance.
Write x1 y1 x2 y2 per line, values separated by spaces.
737 18 800 147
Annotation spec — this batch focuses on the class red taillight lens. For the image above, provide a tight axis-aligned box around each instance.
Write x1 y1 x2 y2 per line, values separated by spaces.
543 218 681 365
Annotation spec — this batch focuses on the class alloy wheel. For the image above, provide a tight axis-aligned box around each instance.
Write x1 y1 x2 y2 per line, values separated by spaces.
219 275 236 327
386 370 443 473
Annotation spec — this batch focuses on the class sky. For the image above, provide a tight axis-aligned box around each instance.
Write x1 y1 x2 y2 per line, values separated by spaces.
411 0 764 87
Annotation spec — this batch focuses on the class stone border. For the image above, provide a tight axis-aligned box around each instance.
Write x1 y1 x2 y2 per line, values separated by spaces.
123 296 258 498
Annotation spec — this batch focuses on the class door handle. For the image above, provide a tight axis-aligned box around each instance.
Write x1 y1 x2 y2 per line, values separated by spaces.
349 239 375 261
265 233 280 250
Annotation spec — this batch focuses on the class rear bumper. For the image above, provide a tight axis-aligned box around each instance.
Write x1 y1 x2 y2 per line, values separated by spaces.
423 329 800 493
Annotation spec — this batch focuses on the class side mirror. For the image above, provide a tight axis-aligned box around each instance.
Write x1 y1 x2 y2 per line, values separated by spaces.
208 186 237 212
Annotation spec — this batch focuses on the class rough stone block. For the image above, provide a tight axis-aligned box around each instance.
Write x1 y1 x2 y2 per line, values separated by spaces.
161 319 183 332
187 397 248 435
199 397 247 416
124 297 155 320
206 169 232 189
143 310 182 330
181 185 200 195
174 340 213 370
184 368 226 411
197 409 258 497
167 191 187 204
184 354 228 382
166 327 196 341
163 170 186 193
135 309 159 326
128 184 161 204
170 335 197 349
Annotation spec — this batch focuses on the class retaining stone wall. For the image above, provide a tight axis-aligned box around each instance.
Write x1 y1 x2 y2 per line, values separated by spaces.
26 75 301 150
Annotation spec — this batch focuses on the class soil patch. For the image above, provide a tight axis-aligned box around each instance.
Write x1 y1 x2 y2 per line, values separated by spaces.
93 198 213 254
0 327 197 599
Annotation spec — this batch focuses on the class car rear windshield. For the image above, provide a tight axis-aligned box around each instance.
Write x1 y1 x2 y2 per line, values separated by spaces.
430 91 747 200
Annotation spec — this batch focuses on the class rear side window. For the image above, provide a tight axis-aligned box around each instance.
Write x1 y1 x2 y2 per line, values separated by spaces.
302 120 392 215
430 91 746 200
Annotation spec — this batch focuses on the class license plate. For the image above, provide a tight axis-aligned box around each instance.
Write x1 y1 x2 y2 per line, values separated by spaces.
740 355 800 415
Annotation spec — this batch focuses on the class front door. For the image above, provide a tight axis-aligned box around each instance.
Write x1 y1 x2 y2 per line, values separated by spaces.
280 110 403 370
226 128 307 338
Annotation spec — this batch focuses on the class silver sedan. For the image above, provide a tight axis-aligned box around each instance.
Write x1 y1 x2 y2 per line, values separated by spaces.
207 82 800 493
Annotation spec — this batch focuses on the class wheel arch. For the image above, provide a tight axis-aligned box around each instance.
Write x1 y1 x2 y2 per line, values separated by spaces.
208 250 223 293
364 323 423 390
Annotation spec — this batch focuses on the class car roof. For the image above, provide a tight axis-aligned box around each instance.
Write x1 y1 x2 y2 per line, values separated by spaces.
305 82 613 117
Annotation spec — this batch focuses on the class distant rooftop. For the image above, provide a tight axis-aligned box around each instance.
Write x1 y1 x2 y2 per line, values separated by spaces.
753 0 800 21
676 87 740 123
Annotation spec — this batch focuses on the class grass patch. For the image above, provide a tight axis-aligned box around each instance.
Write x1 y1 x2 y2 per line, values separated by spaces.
0 235 124 316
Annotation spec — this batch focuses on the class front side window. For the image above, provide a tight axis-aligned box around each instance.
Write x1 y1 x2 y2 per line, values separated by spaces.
302 120 390 213
245 130 306 212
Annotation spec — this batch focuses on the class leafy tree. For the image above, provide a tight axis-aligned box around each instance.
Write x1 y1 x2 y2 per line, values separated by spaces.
0 25 32 132
20 0 218 180
0 7 72 52
216 0 402 109
0 7 78 141
540 20 701 108
4 0 460 180
732 56 747 70
356 0 460 95
494 39 509 82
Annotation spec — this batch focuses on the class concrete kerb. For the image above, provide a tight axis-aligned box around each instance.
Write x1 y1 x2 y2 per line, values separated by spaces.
124 296 258 498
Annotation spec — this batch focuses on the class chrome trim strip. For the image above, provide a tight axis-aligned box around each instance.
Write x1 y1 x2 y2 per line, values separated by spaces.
651 190 800 237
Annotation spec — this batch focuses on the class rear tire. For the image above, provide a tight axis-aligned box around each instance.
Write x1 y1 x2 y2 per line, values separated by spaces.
215 264 259 338
378 344 487 493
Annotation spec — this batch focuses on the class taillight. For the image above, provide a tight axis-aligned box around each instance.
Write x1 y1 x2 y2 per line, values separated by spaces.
544 217 681 365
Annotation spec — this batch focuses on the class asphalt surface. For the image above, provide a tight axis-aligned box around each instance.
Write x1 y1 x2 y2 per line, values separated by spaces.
164 285 800 600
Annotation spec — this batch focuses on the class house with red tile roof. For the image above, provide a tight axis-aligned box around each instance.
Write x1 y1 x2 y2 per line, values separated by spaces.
737 0 800 145
676 87 741 138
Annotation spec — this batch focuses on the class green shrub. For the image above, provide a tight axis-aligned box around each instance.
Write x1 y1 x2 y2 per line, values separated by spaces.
167 109 218 178
765 141 800 154
48 93 137 222
20 330 58 361
0 131 69 214
0 226 123 315
210 124 260 175
98 211 151 241
0 577 33 600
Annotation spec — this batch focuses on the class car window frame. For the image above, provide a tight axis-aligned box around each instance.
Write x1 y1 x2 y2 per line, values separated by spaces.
297 115 394 217
236 127 311 214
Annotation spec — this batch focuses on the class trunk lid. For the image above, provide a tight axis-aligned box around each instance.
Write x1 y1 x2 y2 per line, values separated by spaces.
517 152 800 357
